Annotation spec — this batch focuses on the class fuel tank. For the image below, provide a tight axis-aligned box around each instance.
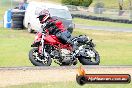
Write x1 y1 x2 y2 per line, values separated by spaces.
44 35 60 44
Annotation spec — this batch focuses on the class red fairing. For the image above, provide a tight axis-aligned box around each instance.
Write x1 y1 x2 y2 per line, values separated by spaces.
35 32 42 41
33 32 72 50
37 32 42 37
44 35 72 50
44 35 60 44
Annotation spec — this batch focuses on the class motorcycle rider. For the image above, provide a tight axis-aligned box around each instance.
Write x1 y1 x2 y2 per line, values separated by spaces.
37 9 74 45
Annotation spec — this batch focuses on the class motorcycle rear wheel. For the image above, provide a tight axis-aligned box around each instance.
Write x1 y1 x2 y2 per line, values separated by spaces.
29 48 52 66
78 50 100 65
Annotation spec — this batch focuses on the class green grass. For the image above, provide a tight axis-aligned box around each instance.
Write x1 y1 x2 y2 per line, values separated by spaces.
91 0 130 9
0 28 132 66
47 0 130 9
4 81 132 88
48 0 130 9
0 29 33 66
73 18 132 28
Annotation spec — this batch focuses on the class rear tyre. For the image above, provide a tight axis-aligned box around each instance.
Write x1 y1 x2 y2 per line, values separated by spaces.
78 50 100 65
29 48 52 66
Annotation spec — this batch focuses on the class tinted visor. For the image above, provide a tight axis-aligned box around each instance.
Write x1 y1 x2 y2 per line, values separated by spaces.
38 15 45 21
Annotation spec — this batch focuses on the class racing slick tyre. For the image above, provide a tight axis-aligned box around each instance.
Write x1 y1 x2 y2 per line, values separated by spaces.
29 48 52 66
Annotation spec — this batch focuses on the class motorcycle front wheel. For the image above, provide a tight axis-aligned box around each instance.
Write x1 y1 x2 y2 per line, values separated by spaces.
29 48 52 66
78 49 100 65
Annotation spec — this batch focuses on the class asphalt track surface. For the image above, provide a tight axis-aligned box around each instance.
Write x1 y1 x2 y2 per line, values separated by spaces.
75 24 132 32
0 66 132 87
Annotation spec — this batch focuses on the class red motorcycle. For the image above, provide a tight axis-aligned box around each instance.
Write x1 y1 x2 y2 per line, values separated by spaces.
29 21 100 66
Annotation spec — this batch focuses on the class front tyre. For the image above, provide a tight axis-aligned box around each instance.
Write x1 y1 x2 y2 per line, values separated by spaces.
78 49 100 65
29 48 52 66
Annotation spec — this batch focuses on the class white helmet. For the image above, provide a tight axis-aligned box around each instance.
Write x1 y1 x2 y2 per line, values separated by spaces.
37 9 50 23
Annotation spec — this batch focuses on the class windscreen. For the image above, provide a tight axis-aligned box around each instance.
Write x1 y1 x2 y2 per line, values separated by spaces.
48 8 72 20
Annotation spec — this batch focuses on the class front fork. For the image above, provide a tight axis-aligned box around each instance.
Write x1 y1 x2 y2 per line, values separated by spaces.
41 33 46 57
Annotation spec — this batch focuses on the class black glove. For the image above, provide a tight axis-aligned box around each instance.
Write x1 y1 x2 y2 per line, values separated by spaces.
43 21 53 29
